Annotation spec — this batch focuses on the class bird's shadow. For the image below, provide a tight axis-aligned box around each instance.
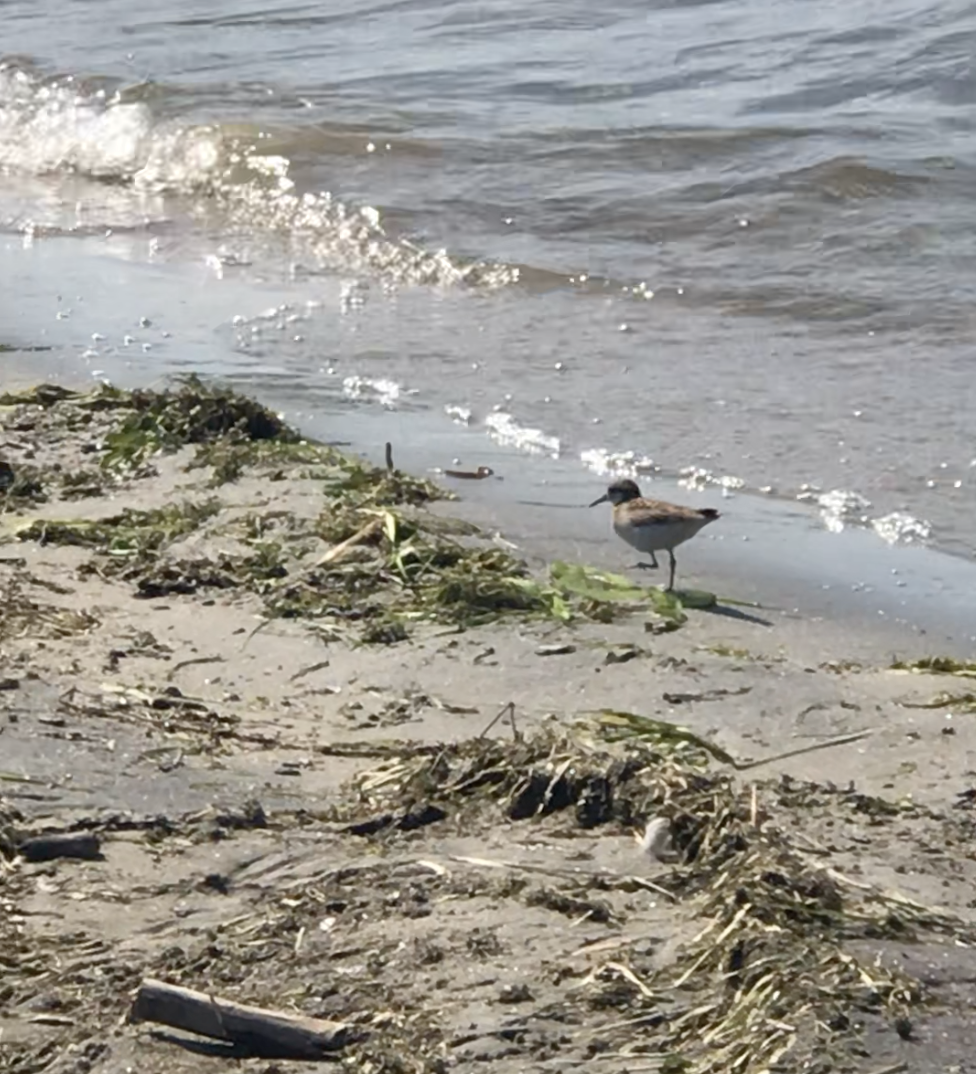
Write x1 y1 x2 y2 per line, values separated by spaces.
668 589 775 628
698 602 774 628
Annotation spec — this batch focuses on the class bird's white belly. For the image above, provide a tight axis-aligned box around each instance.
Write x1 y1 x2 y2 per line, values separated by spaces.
614 517 695 554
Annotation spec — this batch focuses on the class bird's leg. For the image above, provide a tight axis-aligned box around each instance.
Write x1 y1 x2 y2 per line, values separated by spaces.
666 549 676 592
635 552 659 571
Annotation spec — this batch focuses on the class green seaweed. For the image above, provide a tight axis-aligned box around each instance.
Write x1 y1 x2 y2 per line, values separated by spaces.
703 643 753 659
259 508 567 638
190 437 347 486
0 384 77 407
14 500 221 560
1 378 702 644
891 656 976 678
100 375 299 470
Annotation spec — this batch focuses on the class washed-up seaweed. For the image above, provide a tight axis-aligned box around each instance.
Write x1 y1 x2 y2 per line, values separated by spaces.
14 500 221 557
0 572 98 642
901 690 976 713
10 501 684 639
3 709 971 1074
0 462 47 509
2 378 710 640
891 655 976 677
96 375 299 470
339 720 970 1073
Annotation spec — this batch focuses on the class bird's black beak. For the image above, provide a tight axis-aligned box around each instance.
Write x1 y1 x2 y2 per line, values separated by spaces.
589 493 609 507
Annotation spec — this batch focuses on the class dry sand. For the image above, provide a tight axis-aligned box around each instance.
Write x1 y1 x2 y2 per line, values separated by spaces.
2 381 976 1074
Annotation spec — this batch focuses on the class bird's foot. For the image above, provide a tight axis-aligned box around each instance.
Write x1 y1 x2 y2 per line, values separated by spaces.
634 561 658 571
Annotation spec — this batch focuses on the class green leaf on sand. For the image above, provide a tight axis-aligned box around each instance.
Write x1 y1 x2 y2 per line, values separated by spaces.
671 588 717 609
549 561 689 621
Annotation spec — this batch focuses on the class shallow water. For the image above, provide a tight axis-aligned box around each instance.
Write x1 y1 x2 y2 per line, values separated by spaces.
2 0 976 583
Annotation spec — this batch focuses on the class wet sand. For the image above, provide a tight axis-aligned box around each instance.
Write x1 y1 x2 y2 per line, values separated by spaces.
3 378 976 1074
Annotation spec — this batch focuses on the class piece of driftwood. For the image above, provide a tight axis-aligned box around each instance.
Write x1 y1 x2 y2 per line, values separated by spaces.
314 517 382 567
18 832 102 863
444 465 494 480
130 978 356 1058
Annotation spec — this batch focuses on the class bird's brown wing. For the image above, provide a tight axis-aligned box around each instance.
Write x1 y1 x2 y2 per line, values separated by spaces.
623 500 708 527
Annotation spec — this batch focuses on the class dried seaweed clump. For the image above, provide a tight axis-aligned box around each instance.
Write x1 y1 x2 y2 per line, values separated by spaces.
0 573 99 641
346 717 720 835
346 721 967 1073
0 377 312 500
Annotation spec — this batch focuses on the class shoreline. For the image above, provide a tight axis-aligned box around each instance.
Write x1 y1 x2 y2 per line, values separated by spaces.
3 375 976 1073
4 349 975 661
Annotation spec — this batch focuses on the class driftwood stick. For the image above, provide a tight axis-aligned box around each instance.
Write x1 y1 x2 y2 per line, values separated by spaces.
130 978 355 1058
385 441 394 472
314 517 382 567
18 832 102 863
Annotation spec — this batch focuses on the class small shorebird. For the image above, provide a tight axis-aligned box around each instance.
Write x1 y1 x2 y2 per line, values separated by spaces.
590 478 719 591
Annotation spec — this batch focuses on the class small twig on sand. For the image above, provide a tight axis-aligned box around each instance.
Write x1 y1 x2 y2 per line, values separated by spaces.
241 618 273 650
166 656 225 682
130 978 357 1059
289 660 331 684
315 517 382 568
385 441 394 472
736 729 872 772
477 701 517 740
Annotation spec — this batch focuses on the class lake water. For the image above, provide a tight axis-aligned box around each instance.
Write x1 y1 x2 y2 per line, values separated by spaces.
2 0 975 600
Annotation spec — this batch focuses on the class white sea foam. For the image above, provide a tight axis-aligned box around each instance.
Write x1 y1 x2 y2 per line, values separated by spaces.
807 489 872 534
444 404 472 425
341 375 412 409
579 448 658 479
485 412 560 457
796 486 932 545
872 511 932 545
677 467 746 493
0 62 518 289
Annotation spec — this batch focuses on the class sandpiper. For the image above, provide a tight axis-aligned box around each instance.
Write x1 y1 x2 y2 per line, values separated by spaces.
590 478 719 591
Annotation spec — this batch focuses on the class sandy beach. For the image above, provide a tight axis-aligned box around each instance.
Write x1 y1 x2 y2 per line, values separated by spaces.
3 378 976 1074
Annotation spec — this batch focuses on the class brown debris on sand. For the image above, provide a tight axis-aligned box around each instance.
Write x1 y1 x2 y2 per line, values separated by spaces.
3 376 976 1074
3 714 973 1074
